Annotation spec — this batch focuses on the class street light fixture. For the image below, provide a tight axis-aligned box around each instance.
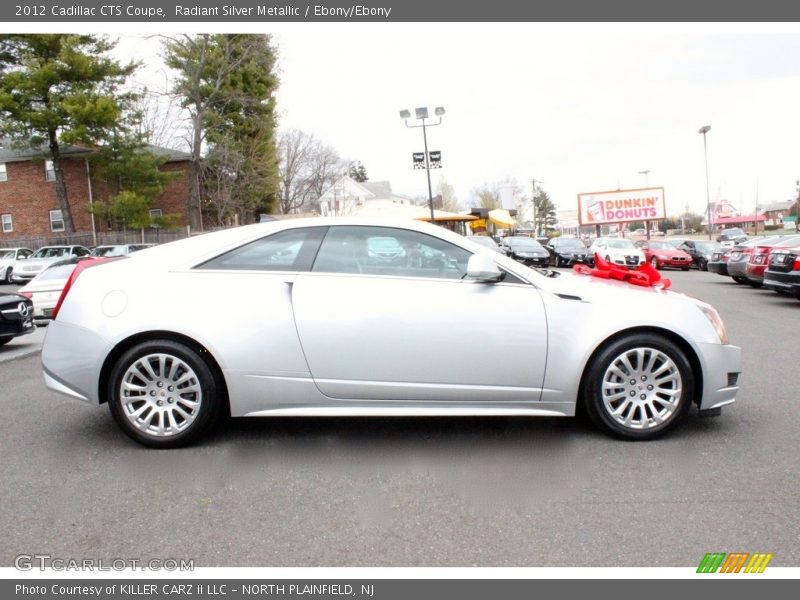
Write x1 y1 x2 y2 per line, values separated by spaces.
400 106 445 222
698 125 712 240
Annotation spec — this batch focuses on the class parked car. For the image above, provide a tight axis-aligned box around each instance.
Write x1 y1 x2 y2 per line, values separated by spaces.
716 227 748 245
708 237 785 278
744 236 800 288
0 247 34 284
764 245 800 300
676 240 721 271
500 236 550 267
545 237 590 267
91 244 155 257
468 236 503 253
588 237 645 269
18 257 87 324
634 240 692 270
10 245 91 283
41 218 741 447
707 247 733 276
0 291 34 346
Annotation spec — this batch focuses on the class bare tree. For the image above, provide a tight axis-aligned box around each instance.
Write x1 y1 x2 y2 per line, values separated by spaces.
278 129 346 214
470 184 502 210
436 177 461 212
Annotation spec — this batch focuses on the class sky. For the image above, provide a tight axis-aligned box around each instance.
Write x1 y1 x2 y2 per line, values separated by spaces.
99 24 800 218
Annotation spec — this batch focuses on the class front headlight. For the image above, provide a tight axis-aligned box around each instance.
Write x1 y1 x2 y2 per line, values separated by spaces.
699 304 729 344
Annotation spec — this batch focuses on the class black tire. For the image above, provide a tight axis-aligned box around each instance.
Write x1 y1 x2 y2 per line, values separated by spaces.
732 276 747 284
699 258 708 271
650 256 659 269
107 339 223 448
555 255 564 268
2 267 11 284
581 333 694 440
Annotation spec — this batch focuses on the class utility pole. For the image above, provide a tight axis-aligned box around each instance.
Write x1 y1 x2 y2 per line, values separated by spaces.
531 178 543 236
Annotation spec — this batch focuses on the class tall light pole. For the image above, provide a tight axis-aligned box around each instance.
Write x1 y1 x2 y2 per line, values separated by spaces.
638 169 651 240
698 125 712 240
400 107 445 222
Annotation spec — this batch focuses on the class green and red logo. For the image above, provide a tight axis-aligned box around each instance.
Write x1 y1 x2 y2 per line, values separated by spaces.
697 552 773 573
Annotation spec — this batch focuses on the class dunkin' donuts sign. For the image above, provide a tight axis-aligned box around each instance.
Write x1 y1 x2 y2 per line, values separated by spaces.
578 188 666 226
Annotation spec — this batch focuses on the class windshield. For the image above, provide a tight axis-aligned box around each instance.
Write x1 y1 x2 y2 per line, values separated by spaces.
696 242 718 252
648 242 672 250
510 238 542 249
32 247 69 259
607 239 636 249
36 263 78 282
556 239 584 248
92 246 126 257
471 237 497 248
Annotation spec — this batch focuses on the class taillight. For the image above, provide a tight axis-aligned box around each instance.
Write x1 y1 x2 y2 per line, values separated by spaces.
794 257 800 271
51 257 118 321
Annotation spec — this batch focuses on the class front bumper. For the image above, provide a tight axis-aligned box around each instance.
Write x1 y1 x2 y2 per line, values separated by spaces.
696 342 741 411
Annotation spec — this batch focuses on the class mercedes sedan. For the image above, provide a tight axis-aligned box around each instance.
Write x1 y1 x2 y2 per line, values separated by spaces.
41 218 741 448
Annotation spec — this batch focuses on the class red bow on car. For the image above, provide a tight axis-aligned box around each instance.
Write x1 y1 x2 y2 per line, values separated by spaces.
573 253 671 289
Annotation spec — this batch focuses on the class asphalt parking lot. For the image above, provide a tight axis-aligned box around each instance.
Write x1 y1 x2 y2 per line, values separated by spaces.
1 269 798 567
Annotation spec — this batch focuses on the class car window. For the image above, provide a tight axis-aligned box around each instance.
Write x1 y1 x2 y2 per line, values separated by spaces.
312 226 471 280
197 227 327 271
0 250 13 259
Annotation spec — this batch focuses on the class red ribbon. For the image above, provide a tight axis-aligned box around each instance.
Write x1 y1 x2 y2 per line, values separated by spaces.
573 253 671 289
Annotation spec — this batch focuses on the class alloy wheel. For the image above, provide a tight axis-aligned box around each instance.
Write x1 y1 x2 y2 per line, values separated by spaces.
119 353 203 437
600 347 682 430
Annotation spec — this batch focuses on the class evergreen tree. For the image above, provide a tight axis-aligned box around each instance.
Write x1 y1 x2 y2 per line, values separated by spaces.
163 34 280 227
349 162 368 182
0 34 137 232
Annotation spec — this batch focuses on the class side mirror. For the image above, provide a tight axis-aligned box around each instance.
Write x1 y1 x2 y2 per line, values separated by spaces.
466 254 504 283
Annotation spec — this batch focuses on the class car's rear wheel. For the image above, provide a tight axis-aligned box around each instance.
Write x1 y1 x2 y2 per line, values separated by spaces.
555 255 564 268
698 258 708 271
650 256 659 269
108 339 222 448
582 333 694 440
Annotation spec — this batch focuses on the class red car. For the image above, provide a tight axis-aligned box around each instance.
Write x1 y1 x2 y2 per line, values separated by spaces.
745 235 800 287
635 240 693 270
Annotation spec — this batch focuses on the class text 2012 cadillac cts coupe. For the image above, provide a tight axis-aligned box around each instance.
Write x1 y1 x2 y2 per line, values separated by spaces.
41 218 741 447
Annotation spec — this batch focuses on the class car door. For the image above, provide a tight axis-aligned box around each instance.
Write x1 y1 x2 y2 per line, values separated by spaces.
291 225 548 403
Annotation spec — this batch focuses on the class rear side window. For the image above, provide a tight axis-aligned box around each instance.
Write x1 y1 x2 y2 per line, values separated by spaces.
196 227 327 271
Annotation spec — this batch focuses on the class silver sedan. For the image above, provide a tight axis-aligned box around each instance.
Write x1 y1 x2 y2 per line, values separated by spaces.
41 218 741 447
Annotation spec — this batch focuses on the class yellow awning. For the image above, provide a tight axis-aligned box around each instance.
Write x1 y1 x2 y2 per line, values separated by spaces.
488 208 515 228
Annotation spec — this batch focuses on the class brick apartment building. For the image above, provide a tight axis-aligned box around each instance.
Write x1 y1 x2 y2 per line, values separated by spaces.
0 143 191 242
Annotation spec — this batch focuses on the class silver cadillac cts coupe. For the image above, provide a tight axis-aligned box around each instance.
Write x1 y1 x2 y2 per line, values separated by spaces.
41 218 741 447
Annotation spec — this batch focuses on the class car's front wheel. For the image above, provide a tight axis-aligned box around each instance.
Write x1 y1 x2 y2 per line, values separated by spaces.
2 267 11 284
582 333 694 440
698 258 708 271
108 339 223 448
650 256 659 269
